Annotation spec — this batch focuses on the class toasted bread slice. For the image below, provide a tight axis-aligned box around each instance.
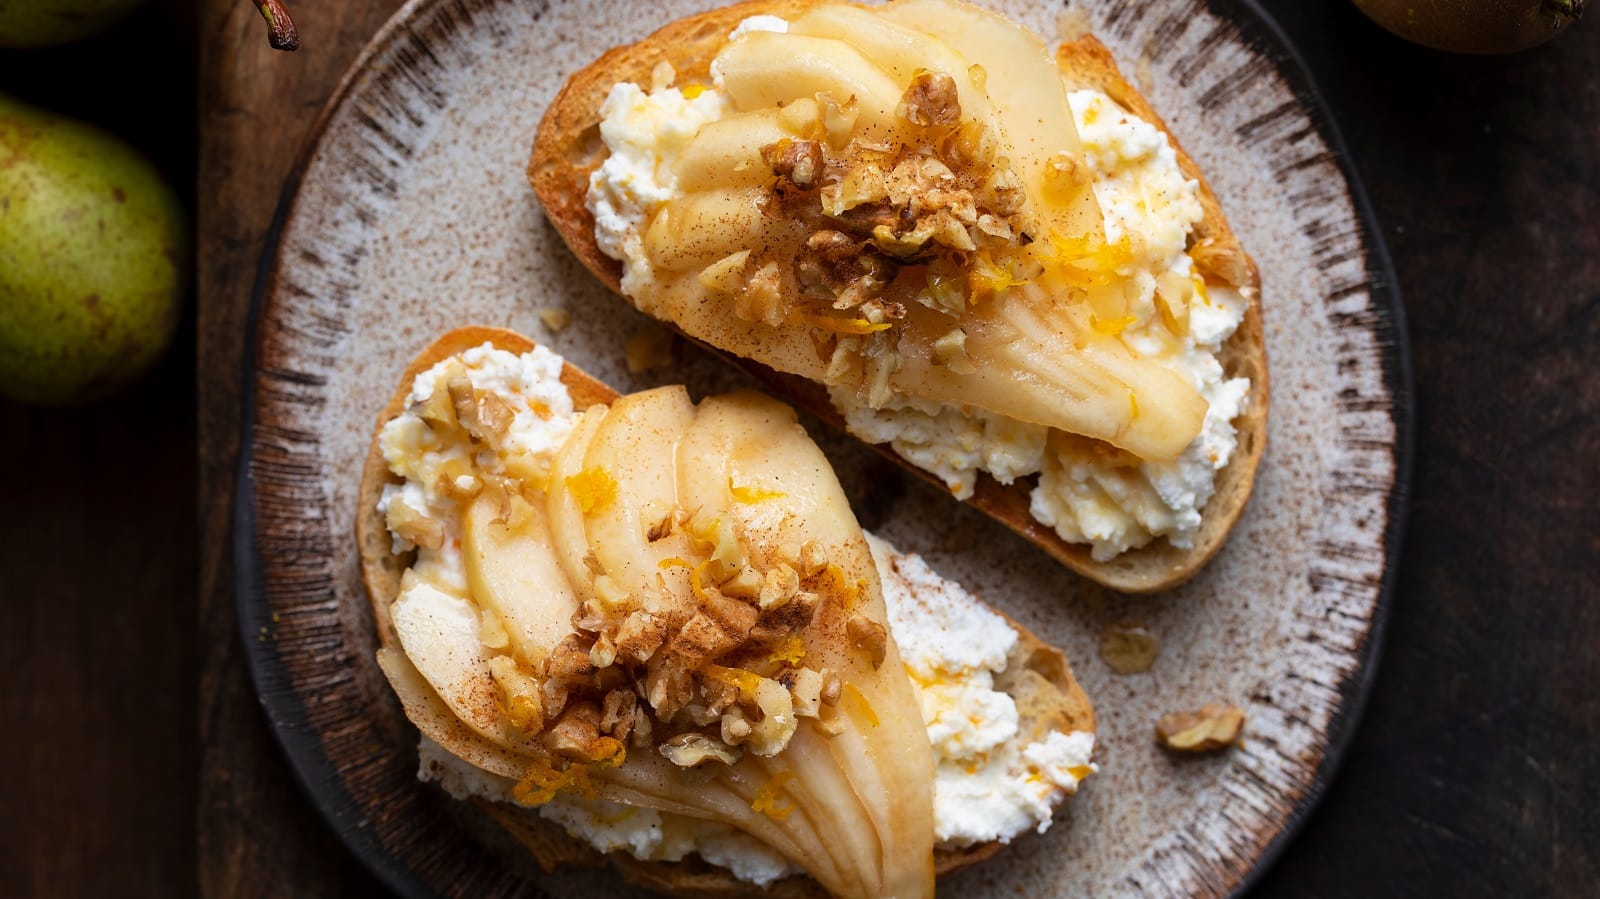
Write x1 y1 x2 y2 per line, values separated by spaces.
528 0 1268 593
359 326 1094 896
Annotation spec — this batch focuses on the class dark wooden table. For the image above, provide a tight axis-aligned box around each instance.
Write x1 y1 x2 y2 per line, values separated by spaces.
2 0 1595 896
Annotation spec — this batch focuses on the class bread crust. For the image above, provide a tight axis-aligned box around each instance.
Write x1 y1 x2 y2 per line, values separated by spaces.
528 0 1268 593
359 326 1094 896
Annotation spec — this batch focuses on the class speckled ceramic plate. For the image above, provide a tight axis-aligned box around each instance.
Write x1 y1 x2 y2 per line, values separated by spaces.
235 0 1411 896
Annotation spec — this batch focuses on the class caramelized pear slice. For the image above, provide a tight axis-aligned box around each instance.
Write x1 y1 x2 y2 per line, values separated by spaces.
878 0 1104 242
545 405 608 603
462 492 581 664
671 110 789 192
390 574 540 750
715 31 906 138
643 187 779 274
579 386 696 594
678 391 936 898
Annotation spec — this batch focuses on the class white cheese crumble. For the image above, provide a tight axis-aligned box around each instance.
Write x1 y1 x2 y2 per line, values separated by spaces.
871 535 1095 846
586 83 731 297
378 343 576 539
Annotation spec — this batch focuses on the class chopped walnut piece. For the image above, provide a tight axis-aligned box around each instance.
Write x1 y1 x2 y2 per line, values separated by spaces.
734 261 787 328
846 615 888 668
645 655 694 719
537 307 572 332
661 733 743 767
897 70 961 128
543 702 605 760
817 92 859 149
385 498 444 551
759 563 801 611
446 375 477 431
700 589 759 643
1044 151 1090 193
721 708 753 745
488 656 544 733
476 391 516 440
413 373 459 428
540 677 570 721
546 633 598 678
757 588 821 638
588 632 618 668
988 165 1025 216
746 677 798 756
789 667 825 718
1156 703 1246 752
819 671 842 707
931 328 978 375
599 689 637 739
614 609 668 663
796 540 828 578
666 612 734 666
821 164 891 218
629 705 653 748
699 249 752 296
1190 238 1251 287
806 229 859 261
761 138 824 191
719 565 763 601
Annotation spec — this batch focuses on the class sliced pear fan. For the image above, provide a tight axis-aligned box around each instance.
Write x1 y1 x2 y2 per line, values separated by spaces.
388 387 936 899
630 0 1206 461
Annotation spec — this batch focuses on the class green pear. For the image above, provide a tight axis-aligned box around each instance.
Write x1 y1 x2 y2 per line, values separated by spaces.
0 0 147 48
0 93 187 404
1353 0 1587 53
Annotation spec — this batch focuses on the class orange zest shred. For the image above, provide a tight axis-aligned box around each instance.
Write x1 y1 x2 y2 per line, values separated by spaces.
658 557 693 571
751 771 796 820
1068 765 1095 781
528 399 552 420
800 313 893 335
1046 235 1134 288
510 746 627 808
1127 388 1139 421
1091 314 1138 336
566 466 617 514
967 249 1030 301
681 83 707 99
769 634 806 666
690 559 713 601
730 477 786 503
704 664 764 700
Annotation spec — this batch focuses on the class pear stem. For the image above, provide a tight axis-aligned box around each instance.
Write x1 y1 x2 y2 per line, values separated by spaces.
253 0 300 51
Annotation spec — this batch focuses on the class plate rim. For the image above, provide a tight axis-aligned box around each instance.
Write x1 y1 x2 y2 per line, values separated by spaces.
231 1 1414 896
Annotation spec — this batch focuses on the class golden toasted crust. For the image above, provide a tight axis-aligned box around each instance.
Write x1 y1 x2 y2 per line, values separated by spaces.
358 326 1095 895
528 0 1269 594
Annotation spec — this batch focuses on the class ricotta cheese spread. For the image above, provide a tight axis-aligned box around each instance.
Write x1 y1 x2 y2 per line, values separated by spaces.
388 341 1095 885
582 19 1251 562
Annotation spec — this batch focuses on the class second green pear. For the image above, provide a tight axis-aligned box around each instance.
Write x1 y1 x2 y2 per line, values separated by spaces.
0 0 147 48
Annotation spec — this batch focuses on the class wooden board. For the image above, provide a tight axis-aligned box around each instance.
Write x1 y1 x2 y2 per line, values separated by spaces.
191 2 1600 898
196 2 403 895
